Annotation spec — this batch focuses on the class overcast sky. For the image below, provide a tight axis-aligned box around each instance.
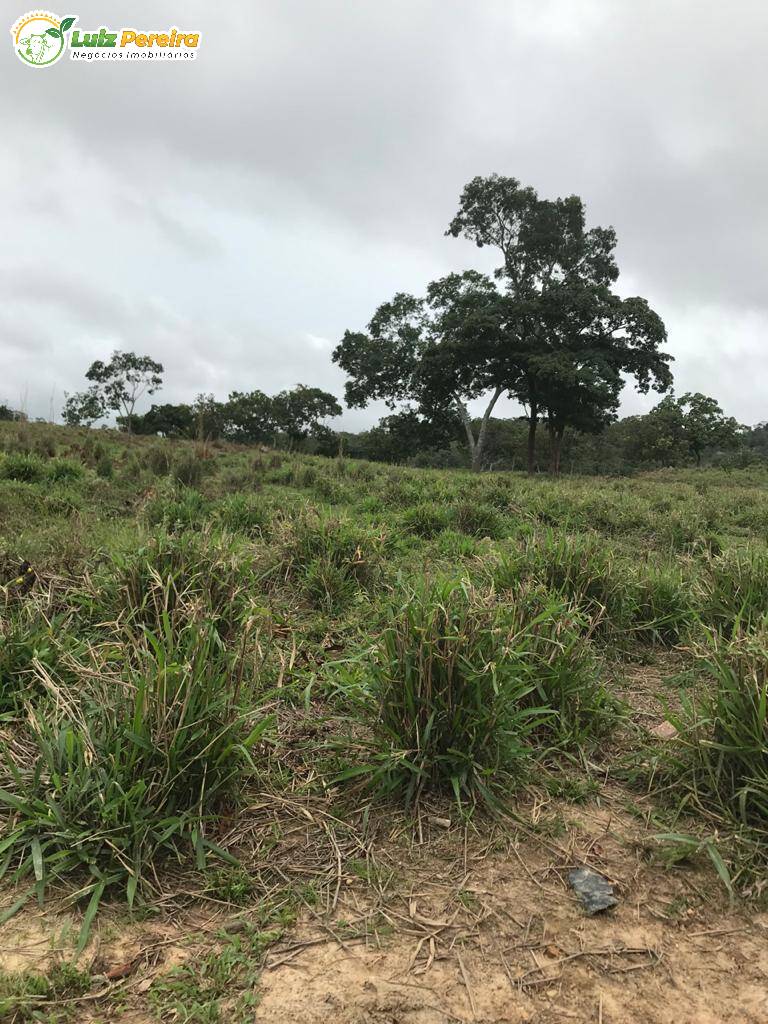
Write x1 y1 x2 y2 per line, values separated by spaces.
2 1 766 429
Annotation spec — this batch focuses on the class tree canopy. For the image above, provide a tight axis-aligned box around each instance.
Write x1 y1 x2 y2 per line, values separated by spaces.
335 174 672 472
84 351 164 433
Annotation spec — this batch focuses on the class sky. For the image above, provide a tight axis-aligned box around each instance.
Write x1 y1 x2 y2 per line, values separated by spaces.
2 1 766 430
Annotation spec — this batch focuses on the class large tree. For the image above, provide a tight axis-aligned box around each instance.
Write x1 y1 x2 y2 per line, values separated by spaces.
446 175 672 471
335 175 672 473
224 390 275 444
85 350 164 434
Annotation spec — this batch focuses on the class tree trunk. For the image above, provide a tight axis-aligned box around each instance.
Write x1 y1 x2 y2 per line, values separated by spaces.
457 403 479 470
457 387 504 473
550 426 564 475
526 402 538 474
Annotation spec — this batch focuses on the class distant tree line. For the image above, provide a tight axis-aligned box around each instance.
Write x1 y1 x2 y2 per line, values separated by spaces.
321 392 751 473
62 350 342 448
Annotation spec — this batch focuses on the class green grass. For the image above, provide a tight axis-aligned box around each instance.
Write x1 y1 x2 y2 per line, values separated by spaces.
4 418 768 927
0 621 272 950
333 578 612 808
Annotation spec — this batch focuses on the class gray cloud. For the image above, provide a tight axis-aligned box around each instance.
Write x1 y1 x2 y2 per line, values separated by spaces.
0 0 766 425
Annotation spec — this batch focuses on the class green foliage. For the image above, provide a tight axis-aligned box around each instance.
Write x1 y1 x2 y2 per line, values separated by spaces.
659 629 768 832
400 503 450 538
0 622 271 947
0 453 46 483
339 579 610 808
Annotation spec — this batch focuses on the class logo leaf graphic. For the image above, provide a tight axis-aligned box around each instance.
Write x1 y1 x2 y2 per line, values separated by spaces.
46 27 62 38
60 16 76 32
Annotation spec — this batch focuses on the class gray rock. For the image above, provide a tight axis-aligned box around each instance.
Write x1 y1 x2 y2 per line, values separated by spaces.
568 867 618 914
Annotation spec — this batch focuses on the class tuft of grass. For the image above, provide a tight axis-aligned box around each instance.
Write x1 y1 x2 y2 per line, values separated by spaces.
661 628 768 830
0 453 46 483
401 504 450 538
0 961 91 1020
213 493 272 538
173 452 205 488
492 531 637 635
0 621 272 950
95 531 257 639
268 510 385 613
338 579 611 809
698 547 768 635
451 502 505 539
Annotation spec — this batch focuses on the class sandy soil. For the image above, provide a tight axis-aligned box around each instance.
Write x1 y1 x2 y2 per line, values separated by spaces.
2 665 765 1023
2 796 766 1024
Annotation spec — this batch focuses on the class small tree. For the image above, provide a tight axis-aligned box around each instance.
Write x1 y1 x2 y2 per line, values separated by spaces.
223 390 276 444
677 393 742 466
191 393 226 441
272 384 342 448
334 274 512 472
62 387 106 427
86 351 164 434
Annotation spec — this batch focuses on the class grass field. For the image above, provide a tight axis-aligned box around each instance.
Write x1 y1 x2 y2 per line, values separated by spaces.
2 420 768 1022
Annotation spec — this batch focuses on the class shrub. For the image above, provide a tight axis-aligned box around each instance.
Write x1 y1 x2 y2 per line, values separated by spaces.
46 458 84 483
451 502 505 539
0 623 271 949
0 453 45 483
401 504 451 538
173 452 204 488
660 629 768 831
341 580 611 808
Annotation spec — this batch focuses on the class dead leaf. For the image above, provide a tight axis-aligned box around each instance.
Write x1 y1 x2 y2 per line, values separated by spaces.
651 721 678 740
104 959 138 981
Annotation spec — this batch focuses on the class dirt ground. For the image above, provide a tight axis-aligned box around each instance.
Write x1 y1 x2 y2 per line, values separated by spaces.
2 663 765 1023
3 792 766 1024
